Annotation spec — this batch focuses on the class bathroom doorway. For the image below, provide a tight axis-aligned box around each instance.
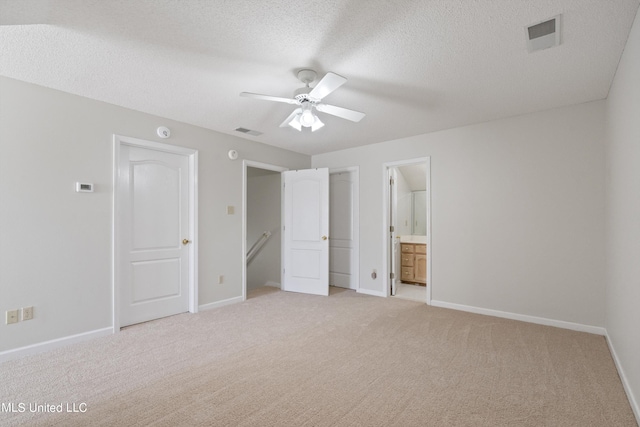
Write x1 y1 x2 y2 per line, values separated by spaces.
383 158 431 303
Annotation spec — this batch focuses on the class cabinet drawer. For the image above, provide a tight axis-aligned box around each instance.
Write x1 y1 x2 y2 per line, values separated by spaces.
401 267 414 281
401 244 414 253
415 244 426 254
401 255 414 266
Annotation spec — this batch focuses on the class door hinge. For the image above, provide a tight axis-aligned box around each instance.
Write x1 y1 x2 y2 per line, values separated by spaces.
390 177 394 185
390 273 395 279
390 225 394 232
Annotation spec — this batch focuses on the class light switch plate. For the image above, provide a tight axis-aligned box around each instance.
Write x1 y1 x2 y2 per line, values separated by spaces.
226 206 235 215
6 310 19 324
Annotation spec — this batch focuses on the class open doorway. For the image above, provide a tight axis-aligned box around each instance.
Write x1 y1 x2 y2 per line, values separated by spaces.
383 158 431 303
242 161 287 300
242 163 360 299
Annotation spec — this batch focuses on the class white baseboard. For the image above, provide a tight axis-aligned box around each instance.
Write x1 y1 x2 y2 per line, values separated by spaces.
357 288 386 297
198 296 243 311
430 300 607 335
605 332 640 425
0 327 113 364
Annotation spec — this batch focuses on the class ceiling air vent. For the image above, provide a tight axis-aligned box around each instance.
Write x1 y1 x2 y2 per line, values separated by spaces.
235 127 262 136
526 15 561 53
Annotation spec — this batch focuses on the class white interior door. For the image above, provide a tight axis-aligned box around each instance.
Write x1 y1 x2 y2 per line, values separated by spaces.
282 168 329 296
118 144 190 326
330 171 356 289
389 168 398 296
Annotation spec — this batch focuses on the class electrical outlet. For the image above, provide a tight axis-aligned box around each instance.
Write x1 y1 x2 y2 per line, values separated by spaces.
218 275 224 285
22 306 34 321
6 310 19 324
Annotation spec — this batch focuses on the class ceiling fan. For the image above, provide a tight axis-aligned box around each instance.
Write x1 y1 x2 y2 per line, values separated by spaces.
240 69 365 132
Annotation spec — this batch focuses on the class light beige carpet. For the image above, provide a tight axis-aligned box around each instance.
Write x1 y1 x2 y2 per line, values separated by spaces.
0 287 636 426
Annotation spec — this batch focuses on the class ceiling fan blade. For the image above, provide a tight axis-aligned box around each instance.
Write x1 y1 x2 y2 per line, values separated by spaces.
279 108 302 128
240 92 298 105
308 72 347 100
316 103 365 122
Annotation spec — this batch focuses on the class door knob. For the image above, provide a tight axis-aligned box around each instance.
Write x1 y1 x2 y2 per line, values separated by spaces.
182 239 191 245
321 236 328 241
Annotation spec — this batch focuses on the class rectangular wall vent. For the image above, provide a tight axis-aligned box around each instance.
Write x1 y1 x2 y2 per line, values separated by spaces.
526 15 561 53
235 127 262 136
75 182 94 192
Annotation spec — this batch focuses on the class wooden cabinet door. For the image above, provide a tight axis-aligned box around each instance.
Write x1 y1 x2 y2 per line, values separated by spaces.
414 254 427 283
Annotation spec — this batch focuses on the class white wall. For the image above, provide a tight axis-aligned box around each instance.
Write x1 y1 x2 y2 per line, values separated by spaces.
313 100 606 327
246 168 281 290
0 76 310 353
605 6 640 420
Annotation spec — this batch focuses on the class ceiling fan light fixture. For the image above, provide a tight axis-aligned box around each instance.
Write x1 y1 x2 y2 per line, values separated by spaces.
311 116 324 132
299 102 316 127
300 110 315 127
288 115 302 131
241 70 366 133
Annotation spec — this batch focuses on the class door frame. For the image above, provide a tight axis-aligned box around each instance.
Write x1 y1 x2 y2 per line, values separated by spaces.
382 157 431 304
112 135 199 331
242 160 288 301
329 166 360 291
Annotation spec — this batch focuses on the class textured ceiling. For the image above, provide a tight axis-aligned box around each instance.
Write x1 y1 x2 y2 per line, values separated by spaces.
1 0 638 155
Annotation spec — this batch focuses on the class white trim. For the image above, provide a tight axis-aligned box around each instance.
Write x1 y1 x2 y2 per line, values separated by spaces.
198 296 244 311
242 160 288 302
0 327 113 363
189 151 199 314
357 288 386 297
431 299 607 335
114 135 199 155
329 166 360 292
112 140 118 330
382 157 432 304
606 332 640 424
112 135 199 331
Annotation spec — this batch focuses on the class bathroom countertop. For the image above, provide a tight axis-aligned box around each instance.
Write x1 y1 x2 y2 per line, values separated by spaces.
399 235 427 244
